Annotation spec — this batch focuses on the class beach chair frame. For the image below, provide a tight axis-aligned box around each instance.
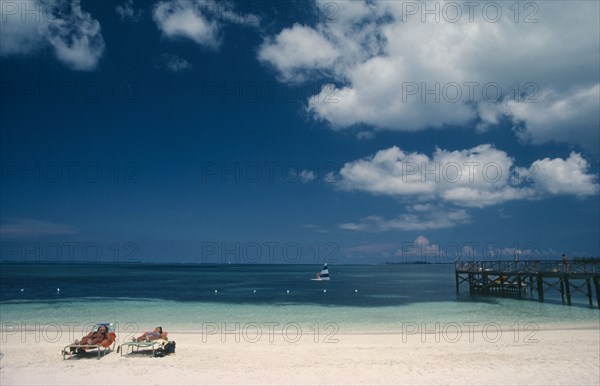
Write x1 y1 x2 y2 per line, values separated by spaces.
62 343 114 360
118 339 168 357
62 323 117 360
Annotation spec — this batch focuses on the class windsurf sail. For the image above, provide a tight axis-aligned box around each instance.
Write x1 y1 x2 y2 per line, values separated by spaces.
319 263 330 280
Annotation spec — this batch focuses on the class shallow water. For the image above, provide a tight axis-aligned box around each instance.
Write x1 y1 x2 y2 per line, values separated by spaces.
1 263 598 334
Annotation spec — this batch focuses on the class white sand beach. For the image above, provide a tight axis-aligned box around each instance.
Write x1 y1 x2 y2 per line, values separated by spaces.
1 323 598 385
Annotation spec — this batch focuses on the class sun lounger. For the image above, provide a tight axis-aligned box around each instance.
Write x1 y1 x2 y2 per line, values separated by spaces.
118 338 168 357
62 323 117 360
493 275 509 284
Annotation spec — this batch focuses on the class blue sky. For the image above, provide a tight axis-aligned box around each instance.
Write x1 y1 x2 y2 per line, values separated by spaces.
1 0 599 264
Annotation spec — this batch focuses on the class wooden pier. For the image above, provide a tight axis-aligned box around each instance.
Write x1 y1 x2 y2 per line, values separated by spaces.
455 260 600 309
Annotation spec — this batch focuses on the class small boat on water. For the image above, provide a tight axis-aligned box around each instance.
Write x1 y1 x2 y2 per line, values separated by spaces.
311 263 330 281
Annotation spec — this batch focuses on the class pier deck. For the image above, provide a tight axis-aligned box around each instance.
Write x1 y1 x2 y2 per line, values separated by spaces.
455 260 600 308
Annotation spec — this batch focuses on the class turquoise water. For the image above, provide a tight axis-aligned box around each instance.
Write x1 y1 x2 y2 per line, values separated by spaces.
1 264 598 333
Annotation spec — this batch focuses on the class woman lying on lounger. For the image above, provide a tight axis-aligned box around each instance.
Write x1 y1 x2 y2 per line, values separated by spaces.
133 326 167 342
67 324 109 352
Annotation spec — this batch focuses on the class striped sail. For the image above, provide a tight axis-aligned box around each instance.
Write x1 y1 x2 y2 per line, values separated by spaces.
320 263 330 280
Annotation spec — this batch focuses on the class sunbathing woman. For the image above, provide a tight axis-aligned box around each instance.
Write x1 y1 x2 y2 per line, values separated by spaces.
133 326 167 342
67 324 109 353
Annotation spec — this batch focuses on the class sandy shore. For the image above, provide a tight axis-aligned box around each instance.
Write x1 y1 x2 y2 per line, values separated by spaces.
1 323 599 385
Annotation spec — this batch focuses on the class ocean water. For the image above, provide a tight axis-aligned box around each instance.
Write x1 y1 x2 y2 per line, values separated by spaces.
1 263 598 333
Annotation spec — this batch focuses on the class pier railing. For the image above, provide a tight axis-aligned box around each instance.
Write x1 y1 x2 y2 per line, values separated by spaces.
455 260 599 274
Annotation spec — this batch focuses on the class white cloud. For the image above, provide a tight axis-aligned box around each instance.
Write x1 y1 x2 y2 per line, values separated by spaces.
301 223 328 233
153 0 259 49
0 0 45 55
337 144 598 208
0 0 105 70
356 131 374 140
46 4 105 71
323 171 337 183
299 170 316 183
258 23 340 82
414 235 429 246
214 0 259 27
347 243 398 254
339 207 470 232
156 53 192 72
0 218 77 238
523 152 599 197
116 0 143 23
394 235 445 259
153 0 221 49
260 1 600 150
505 84 600 149
336 144 598 232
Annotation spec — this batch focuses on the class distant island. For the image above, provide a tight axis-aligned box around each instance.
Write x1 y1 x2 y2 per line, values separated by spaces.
383 261 440 265
383 257 599 265
573 257 600 263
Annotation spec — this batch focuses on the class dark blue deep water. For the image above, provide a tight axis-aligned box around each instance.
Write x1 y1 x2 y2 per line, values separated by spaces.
0 263 455 306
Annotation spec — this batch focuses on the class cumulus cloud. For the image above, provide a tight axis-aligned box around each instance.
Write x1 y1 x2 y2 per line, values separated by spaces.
116 0 143 23
336 144 598 232
0 0 45 55
259 1 600 150
394 235 444 259
337 144 598 208
153 0 221 48
153 0 258 49
155 53 193 72
522 152 600 197
46 4 105 70
258 24 340 82
414 235 429 246
0 0 105 70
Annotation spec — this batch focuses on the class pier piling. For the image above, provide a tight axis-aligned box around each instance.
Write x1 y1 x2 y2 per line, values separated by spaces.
586 279 593 307
537 274 544 302
594 276 600 309
564 277 572 305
